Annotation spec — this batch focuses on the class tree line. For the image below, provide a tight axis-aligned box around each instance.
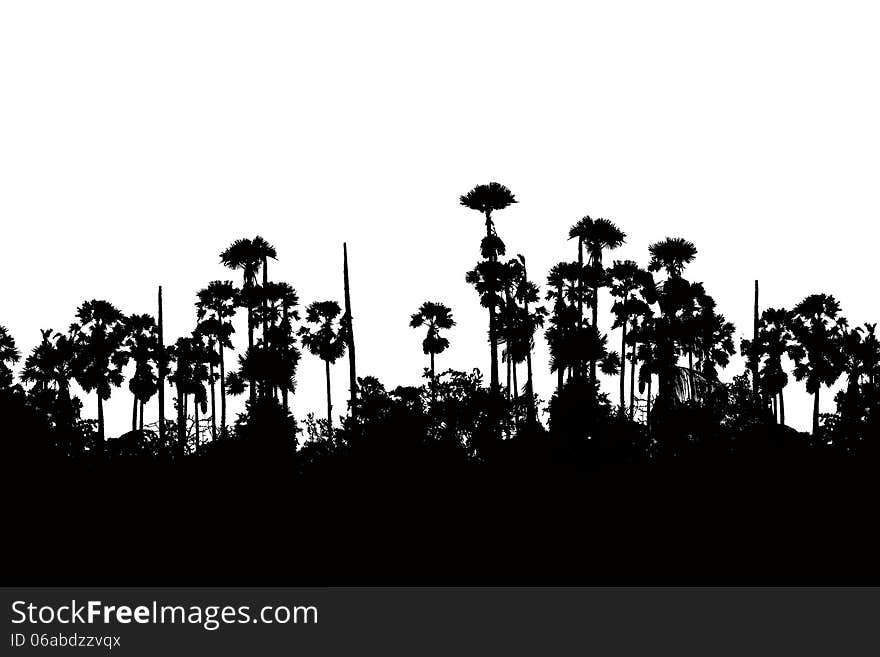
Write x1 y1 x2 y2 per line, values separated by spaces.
2 182 878 467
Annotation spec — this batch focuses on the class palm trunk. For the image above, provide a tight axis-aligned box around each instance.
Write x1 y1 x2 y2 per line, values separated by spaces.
752 280 760 399
629 333 637 421
619 317 627 414
325 359 333 439
209 345 217 442
506 352 512 399
485 213 500 394
779 387 785 426
812 389 820 436
512 362 519 428
590 283 599 385
97 395 105 455
430 351 436 407
646 377 652 424
282 305 290 418
219 340 227 438
139 401 144 432
194 398 200 453
176 383 185 456
688 350 694 401
132 392 138 431
157 286 165 444
577 238 584 329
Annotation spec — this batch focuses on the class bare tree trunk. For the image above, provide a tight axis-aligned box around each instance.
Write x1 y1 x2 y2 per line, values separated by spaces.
646 377 652 424
619 317 627 414
629 339 636 421
282 304 289 418
779 387 785 426
97 395 105 455
209 345 217 442
325 359 333 439
752 280 760 399
132 393 138 431
219 340 226 438
157 286 165 444
688 350 694 401
430 351 436 407
194 398 200 453
812 389 820 436
176 384 185 456
512 361 519 427
139 401 144 432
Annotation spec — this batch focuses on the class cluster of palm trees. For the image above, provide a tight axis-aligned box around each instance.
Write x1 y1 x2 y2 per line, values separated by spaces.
2 181 878 459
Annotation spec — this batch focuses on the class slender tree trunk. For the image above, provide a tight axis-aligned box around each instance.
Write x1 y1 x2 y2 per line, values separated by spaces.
506 352 512 400
261 256 269 402
590 283 599 385
629 334 637 421
812 389 820 436
157 286 165 444
176 384 185 456
577 238 584 329
525 350 535 425
430 351 436 406
132 393 138 431
194 398 200 453
247 281 255 408
97 395 105 455
139 401 144 432
688 350 694 401
619 318 627 414
752 280 760 399
209 345 217 442
772 395 778 423
219 341 227 438
646 377 652 424
282 304 289 418
325 359 333 439
343 243 358 418
779 387 785 426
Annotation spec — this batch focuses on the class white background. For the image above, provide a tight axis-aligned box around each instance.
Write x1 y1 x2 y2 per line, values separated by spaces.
2 1 878 435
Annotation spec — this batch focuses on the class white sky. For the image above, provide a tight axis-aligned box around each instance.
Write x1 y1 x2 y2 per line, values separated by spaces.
2 1 878 435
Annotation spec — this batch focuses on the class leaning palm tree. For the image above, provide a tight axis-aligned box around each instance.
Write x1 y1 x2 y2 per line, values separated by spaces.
787 294 846 436
460 182 517 393
0 325 21 389
220 238 262 405
71 300 129 452
298 301 347 437
410 301 455 404
196 280 237 438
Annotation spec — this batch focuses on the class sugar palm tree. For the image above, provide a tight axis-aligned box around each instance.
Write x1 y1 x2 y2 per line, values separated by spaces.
220 238 262 405
513 255 546 425
124 314 159 432
0 325 21 389
196 280 237 438
609 260 651 414
648 237 697 279
251 235 278 349
298 301 347 437
787 294 846 435
410 301 455 405
460 182 517 393
71 300 129 452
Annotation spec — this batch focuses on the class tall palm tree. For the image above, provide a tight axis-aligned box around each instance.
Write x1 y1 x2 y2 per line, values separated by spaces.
251 235 278 354
298 301 347 437
196 280 237 439
71 300 129 452
410 301 455 405
609 260 651 415
513 256 546 425
460 182 517 393
648 237 697 279
0 325 21 389
124 314 159 432
220 238 263 406
787 294 846 435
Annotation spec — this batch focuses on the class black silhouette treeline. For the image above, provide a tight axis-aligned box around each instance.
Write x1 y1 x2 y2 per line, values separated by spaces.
3 182 880 584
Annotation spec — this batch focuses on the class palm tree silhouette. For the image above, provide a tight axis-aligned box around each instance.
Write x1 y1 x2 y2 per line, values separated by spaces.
787 294 846 435
196 281 237 439
123 314 159 432
410 301 455 405
0 325 21 389
71 300 129 452
569 217 625 382
609 260 651 414
460 182 517 393
747 307 793 424
298 301 347 437
512 256 546 425
220 238 263 406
